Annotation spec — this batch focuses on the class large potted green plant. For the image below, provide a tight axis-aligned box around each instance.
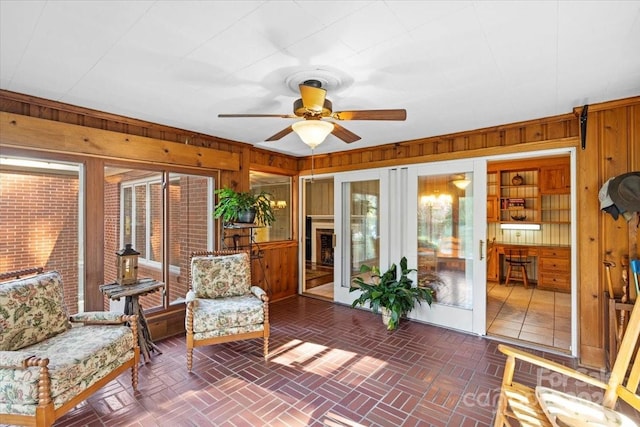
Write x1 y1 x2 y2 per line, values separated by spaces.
350 256 433 330
213 187 276 226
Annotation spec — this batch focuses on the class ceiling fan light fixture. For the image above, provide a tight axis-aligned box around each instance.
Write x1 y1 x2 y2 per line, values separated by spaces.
292 120 334 149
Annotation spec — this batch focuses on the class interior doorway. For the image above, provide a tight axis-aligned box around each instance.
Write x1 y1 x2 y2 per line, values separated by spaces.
485 153 573 354
302 177 334 300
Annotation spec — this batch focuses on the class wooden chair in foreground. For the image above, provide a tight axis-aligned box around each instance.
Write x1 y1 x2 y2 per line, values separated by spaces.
185 250 269 372
494 297 640 426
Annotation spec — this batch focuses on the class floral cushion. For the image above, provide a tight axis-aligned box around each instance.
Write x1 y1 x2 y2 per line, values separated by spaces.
70 311 127 324
0 324 134 413
191 253 251 298
190 295 264 335
0 351 34 368
193 324 264 341
0 271 71 351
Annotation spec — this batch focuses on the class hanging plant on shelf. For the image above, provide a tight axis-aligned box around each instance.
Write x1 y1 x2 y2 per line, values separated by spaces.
213 187 275 226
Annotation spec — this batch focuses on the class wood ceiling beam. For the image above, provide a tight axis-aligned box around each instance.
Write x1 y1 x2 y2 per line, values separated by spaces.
0 112 239 171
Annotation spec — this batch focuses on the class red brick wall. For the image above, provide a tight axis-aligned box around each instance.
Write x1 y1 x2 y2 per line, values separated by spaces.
0 170 80 313
172 175 211 302
103 179 119 308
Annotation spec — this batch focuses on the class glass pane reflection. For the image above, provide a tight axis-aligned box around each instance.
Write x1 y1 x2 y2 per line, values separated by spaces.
418 173 473 309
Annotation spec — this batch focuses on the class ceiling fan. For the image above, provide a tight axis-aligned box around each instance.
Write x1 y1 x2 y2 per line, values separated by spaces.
218 79 406 147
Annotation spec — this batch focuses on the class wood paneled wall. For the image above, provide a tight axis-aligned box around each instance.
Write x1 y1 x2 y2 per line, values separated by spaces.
1 88 638 368
296 95 640 368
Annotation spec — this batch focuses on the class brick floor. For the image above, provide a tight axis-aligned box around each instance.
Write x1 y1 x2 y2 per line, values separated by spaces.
50 296 638 427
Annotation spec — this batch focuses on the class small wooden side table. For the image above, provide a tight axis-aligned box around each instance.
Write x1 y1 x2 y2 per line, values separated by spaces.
100 278 164 363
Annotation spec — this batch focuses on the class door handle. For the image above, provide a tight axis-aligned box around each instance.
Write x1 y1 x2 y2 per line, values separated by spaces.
479 240 485 260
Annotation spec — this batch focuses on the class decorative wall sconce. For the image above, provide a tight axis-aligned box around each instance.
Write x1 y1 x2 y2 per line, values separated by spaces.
116 243 140 285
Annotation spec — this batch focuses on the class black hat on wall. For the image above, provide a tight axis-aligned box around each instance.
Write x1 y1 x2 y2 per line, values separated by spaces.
609 171 640 213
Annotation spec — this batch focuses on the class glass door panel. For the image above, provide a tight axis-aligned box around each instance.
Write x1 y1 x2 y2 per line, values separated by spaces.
350 180 380 277
302 177 335 299
408 160 487 334
417 175 472 308
334 171 385 305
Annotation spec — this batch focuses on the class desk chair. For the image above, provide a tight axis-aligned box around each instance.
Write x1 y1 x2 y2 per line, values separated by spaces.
504 248 531 289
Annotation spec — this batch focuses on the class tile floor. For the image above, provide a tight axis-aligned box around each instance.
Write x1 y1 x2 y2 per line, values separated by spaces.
42 295 637 427
486 282 571 352
304 282 334 300
308 280 572 352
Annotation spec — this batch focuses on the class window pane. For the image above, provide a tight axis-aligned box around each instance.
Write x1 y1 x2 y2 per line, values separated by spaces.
167 173 214 305
122 187 132 244
149 181 163 263
250 171 291 243
104 168 163 311
105 168 214 312
0 157 83 313
134 184 147 258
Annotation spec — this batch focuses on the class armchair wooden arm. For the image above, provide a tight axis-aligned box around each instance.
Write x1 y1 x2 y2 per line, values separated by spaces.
498 344 608 390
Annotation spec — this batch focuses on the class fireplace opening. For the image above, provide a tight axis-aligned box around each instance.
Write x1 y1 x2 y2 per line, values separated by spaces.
316 229 334 266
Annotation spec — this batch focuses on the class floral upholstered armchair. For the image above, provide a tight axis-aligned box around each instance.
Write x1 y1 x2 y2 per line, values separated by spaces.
185 251 269 372
0 270 139 427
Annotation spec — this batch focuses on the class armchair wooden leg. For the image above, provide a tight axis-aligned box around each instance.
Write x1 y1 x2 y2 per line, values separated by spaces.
132 363 138 392
263 336 269 360
187 347 193 372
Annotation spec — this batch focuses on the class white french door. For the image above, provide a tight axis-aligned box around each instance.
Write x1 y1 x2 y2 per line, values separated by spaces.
322 160 488 334
305 151 583 342
406 159 487 334
333 169 388 304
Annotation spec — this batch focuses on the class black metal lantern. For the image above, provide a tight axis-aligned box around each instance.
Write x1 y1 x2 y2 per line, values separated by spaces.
116 244 140 285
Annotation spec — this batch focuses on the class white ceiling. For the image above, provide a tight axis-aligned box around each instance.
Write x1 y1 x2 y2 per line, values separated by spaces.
1 1 639 157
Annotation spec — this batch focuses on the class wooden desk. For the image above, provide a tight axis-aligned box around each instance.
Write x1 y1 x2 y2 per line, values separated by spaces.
489 244 571 292
100 278 164 363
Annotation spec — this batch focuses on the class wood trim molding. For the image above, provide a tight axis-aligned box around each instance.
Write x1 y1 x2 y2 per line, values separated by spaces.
0 112 239 171
572 96 640 114
299 137 579 175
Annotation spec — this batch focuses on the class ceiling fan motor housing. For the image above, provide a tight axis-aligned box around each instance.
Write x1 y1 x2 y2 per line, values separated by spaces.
302 79 323 88
294 98 333 117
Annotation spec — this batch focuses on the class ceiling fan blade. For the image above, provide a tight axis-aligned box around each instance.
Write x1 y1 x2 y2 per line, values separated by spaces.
331 123 361 143
218 113 297 118
299 84 327 113
332 109 407 121
265 126 294 141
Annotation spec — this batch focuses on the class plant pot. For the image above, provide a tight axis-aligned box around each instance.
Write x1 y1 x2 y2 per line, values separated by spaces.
236 208 256 224
381 307 392 327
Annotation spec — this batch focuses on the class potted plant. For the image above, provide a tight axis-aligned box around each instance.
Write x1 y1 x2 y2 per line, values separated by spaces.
213 187 276 226
350 256 433 330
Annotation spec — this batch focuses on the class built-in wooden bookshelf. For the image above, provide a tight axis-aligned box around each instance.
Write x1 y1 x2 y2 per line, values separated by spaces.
488 157 570 225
